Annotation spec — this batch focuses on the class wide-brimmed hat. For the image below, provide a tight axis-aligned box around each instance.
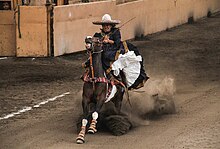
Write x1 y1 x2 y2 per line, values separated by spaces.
93 14 121 25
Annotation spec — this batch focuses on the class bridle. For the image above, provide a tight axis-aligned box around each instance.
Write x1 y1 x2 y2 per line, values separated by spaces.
85 37 103 54
85 37 106 91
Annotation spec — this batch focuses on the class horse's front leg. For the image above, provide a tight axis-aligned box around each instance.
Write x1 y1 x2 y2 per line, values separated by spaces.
87 111 98 134
76 100 89 144
88 88 106 134
76 119 88 144
76 86 92 144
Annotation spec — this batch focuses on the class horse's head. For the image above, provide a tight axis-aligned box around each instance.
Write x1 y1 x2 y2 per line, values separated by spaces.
85 36 103 54
85 36 104 77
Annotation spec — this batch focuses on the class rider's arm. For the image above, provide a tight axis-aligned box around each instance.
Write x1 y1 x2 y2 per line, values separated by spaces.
104 28 121 47
112 29 121 49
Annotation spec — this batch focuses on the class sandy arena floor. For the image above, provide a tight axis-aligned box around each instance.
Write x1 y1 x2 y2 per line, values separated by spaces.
0 13 220 149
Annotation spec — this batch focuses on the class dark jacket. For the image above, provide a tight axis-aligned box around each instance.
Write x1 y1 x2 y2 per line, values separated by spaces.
93 28 122 70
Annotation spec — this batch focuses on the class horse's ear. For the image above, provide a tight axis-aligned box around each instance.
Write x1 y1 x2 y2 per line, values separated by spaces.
85 36 93 44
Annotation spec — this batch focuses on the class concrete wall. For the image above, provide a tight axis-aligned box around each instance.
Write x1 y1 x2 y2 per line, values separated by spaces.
16 6 49 57
53 0 220 56
53 1 116 56
29 0 47 6
0 11 16 56
0 0 22 56
1 0 220 57
116 0 146 40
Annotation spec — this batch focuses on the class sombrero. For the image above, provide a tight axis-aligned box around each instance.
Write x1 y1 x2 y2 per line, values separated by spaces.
93 14 121 25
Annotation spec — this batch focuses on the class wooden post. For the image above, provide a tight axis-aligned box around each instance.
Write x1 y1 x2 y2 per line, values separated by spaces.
46 0 53 56
12 0 22 10
56 0 64 5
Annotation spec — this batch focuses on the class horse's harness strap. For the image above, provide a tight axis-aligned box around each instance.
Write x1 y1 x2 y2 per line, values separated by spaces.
83 74 108 83
115 50 121 60
83 74 126 87
122 41 129 53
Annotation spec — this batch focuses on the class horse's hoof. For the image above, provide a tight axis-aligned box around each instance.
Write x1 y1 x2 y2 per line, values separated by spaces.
88 128 97 134
88 129 95 134
76 137 85 144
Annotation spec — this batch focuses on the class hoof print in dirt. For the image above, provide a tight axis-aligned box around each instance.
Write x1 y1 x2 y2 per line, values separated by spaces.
104 115 132 136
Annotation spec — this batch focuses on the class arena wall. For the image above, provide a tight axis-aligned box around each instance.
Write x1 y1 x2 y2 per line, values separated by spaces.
16 6 49 57
0 0 21 56
53 1 116 56
0 11 16 56
53 0 220 56
0 0 220 57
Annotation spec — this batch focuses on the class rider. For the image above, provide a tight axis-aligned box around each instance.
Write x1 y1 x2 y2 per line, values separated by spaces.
83 14 122 71
83 14 149 90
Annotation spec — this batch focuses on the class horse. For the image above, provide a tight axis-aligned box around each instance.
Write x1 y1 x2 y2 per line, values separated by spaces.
76 37 125 144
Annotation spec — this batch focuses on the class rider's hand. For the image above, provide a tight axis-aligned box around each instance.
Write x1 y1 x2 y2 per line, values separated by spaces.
103 35 109 43
103 39 108 43
103 35 114 44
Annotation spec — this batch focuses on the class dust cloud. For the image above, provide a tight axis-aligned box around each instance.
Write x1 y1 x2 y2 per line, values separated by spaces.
122 76 176 126
75 76 176 135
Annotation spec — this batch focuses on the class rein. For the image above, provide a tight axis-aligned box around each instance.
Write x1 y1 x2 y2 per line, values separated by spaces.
89 51 95 91
83 49 108 85
87 43 104 91
90 50 103 54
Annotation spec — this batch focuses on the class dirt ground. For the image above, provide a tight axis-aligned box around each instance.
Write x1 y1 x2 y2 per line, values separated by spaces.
0 12 220 149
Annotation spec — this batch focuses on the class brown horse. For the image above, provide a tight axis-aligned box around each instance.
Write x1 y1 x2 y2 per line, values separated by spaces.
76 37 125 144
